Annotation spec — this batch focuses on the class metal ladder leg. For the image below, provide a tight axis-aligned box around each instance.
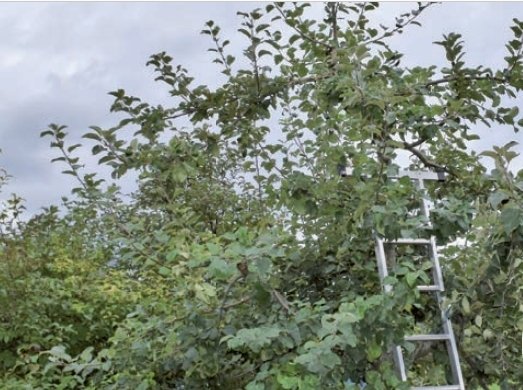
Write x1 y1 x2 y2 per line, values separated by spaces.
375 237 407 380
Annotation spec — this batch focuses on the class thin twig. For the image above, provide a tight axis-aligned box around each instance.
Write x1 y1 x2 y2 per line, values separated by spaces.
424 75 506 88
328 3 339 48
217 274 244 326
401 140 456 176
165 109 194 120
364 2 435 45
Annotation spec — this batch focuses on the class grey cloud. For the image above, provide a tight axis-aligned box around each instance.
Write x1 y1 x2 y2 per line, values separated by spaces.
0 2 246 214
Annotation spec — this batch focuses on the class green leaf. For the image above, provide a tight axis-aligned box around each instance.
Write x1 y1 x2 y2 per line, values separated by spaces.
461 296 471 315
208 258 235 280
83 133 101 141
500 206 522 234
246 382 265 390
79 346 94 362
405 272 417 287
166 250 178 262
227 327 281 353
172 167 188 182
488 191 509 209
277 374 299 389
366 341 382 362
158 266 171 277
49 346 72 362
254 257 272 279
475 315 482 328
296 63 308 77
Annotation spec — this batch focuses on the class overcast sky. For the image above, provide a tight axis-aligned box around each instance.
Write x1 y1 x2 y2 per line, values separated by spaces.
0 2 522 216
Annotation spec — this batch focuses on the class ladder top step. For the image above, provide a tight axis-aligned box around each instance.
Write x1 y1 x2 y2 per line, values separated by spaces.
382 238 432 245
340 167 446 181
405 334 450 342
412 386 462 390
417 285 443 292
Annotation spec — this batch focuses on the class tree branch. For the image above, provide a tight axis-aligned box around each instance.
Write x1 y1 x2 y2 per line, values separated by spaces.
165 109 194 121
424 75 506 88
405 137 427 149
364 2 435 45
218 273 245 326
403 142 439 168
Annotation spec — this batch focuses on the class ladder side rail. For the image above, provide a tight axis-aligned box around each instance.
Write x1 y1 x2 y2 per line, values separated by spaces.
429 236 445 292
415 178 433 229
374 237 392 293
415 179 445 291
420 178 464 388
439 294 466 388
393 345 408 381
419 178 464 388
382 179 447 292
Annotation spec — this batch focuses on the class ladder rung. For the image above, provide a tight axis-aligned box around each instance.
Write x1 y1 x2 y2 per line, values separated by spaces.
383 238 431 245
340 167 446 181
405 334 450 342
417 285 442 292
412 386 462 390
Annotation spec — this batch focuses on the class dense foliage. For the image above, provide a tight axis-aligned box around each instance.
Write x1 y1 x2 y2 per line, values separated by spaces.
1 3 523 389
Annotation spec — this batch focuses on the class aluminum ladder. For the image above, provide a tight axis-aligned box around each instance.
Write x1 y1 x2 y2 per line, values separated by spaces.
342 168 465 389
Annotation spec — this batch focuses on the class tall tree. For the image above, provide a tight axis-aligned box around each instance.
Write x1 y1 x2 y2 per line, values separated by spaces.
2 2 523 389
